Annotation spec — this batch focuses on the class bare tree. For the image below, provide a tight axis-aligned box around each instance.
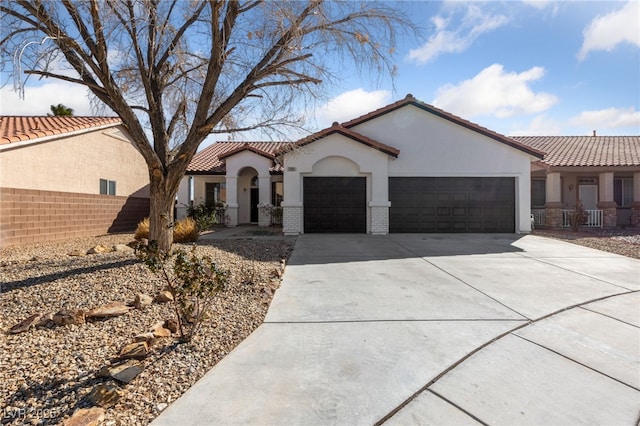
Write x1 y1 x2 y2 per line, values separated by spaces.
1 0 414 250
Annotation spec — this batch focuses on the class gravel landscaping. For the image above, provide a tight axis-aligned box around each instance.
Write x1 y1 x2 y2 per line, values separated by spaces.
1 233 294 425
1 229 638 425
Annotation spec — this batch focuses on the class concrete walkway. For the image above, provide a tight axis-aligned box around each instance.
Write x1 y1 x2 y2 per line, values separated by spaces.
153 234 640 425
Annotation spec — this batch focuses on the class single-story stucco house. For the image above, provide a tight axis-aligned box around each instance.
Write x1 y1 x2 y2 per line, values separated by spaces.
0 116 150 248
179 95 640 234
513 135 640 229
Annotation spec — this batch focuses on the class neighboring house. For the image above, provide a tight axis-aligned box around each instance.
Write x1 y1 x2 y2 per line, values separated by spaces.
0 116 150 248
514 135 640 229
180 95 545 235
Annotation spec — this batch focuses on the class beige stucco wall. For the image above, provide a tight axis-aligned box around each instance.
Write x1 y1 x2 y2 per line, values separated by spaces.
0 125 149 197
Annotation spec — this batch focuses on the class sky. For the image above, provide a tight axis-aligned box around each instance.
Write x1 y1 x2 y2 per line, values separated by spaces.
1 0 639 140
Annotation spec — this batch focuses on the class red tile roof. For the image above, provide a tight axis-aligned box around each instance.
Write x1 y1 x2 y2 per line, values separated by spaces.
342 94 545 159
513 136 640 167
0 116 121 145
187 141 292 174
276 122 400 158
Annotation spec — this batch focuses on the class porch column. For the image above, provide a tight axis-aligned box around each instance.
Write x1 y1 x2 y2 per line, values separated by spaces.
225 176 238 227
631 172 640 227
258 175 272 227
597 172 617 228
544 172 563 228
282 171 302 235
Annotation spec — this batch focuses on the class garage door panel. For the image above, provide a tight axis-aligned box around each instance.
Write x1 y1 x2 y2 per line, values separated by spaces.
304 177 366 233
390 177 515 233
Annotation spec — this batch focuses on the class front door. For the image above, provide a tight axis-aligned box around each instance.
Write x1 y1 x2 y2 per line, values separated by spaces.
250 188 259 223
579 185 598 210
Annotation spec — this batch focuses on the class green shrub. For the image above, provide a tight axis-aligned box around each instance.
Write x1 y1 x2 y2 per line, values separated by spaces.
135 242 228 342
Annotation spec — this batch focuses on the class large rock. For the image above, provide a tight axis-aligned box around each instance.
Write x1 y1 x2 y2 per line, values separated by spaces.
87 383 122 408
133 294 153 310
87 245 112 255
86 302 132 319
113 244 134 253
133 332 157 343
151 322 171 338
155 290 173 303
53 309 85 326
62 407 105 426
119 341 148 359
164 318 179 334
8 313 43 334
106 360 144 384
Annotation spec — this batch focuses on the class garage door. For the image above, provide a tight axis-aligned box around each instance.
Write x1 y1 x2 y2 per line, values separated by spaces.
304 177 366 233
389 177 515 233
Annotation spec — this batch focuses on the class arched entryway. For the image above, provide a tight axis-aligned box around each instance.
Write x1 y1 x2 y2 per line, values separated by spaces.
237 167 259 224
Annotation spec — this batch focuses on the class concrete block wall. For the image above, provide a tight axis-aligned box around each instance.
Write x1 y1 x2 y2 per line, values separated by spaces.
370 206 389 235
0 187 149 248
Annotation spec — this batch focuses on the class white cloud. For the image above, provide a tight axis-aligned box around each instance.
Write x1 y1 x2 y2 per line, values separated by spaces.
569 106 640 130
578 1 640 61
432 64 559 118
521 0 553 10
314 88 392 127
508 114 564 136
408 5 509 64
0 81 95 116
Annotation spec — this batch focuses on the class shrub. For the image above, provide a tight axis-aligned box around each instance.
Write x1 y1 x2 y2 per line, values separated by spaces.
187 202 222 231
134 217 150 241
173 217 199 243
568 200 588 232
135 242 228 342
134 217 199 243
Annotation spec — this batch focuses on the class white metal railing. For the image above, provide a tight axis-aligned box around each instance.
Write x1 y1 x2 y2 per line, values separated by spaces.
562 209 603 228
531 209 546 228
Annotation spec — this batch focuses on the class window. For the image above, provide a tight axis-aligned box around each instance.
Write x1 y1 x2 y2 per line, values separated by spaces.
271 181 284 206
100 179 116 195
531 179 546 208
614 178 633 207
205 182 226 206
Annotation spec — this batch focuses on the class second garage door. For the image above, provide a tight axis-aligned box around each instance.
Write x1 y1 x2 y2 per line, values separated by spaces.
304 177 366 233
389 177 515 233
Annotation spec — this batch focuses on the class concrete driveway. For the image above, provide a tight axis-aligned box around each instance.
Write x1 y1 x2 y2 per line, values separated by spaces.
153 234 640 425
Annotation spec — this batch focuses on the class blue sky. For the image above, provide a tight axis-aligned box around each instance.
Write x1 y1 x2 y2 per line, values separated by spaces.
2 0 639 139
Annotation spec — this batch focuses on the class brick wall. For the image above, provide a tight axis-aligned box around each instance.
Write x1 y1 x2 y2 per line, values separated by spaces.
0 187 149 248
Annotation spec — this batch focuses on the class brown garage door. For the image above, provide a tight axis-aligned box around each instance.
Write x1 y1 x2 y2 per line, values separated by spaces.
389 177 515 233
304 177 366 233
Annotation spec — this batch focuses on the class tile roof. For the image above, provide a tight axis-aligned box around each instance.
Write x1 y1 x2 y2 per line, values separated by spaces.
513 136 640 167
0 116 121 145
276 122 400 158
342 94 545 159
187 141 293 174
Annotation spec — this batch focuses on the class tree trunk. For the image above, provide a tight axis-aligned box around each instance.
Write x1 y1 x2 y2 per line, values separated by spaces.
148 178 177 252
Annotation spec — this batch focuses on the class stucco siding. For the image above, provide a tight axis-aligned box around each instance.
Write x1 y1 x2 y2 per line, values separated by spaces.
0 126 149 197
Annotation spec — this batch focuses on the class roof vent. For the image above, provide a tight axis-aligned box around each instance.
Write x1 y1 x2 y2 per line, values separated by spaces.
592 130 596 137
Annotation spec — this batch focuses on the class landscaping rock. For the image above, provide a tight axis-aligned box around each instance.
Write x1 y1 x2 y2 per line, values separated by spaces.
106 360 144 384
8 313 43 334
133 332 157 343
155 290 173 303
119 341 148 359
86 302 132 318
87 383 122 408
68 249 86 257
151 322 171 338
62 407 105 426
113 244 134 253
164 318 179 334
53 309 85 326
87 245 112 255
133 293 153 310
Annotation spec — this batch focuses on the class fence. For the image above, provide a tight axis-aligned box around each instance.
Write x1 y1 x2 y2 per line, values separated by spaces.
562 209 603 228
531 209 546 228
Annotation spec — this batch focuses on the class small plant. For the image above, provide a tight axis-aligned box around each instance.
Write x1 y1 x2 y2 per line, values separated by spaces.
187 202 226 231
135 241 228 343
568 200 588 232
134 218 150 241
134 217 201 242
173 217 199 243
